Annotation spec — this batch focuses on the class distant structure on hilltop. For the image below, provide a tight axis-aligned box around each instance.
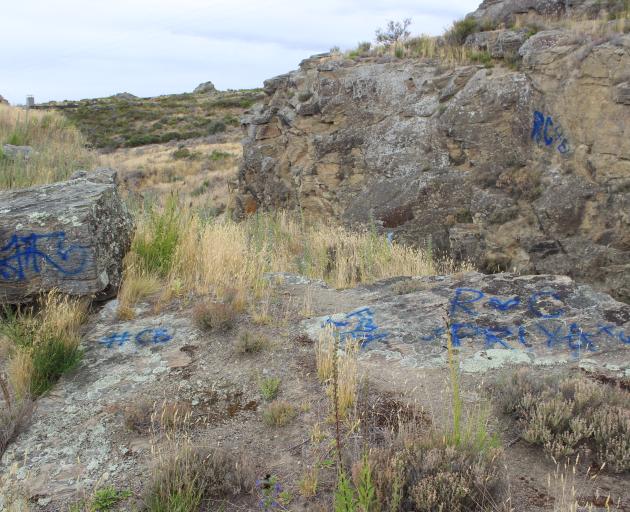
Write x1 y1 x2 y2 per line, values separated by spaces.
194 81 217 94
26 95 35 108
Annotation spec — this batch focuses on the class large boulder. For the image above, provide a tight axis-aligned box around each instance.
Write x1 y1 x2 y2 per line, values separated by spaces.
0 169 134 303
238 31 630 303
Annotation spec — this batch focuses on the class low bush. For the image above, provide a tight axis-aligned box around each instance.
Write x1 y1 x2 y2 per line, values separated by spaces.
445 17 479 45
492 369 630 473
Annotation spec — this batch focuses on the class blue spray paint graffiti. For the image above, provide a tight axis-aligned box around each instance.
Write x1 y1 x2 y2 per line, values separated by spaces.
323 307 388 348
532 110 569 154
436 286 629 354
0 232 88 281
100 327 173 348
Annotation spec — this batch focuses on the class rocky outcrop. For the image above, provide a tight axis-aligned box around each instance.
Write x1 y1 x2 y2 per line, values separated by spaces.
469 0 619 25
0 169 134 303
238 31 630 303
194 81 217 94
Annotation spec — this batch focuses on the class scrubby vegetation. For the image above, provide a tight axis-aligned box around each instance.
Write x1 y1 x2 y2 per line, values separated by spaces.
494 369 630 473
34 89 263 150
0 105 95 189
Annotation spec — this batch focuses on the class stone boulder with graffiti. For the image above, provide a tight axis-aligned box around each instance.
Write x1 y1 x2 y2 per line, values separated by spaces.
0 168 134 303
237 27 630 303
303 271 630 378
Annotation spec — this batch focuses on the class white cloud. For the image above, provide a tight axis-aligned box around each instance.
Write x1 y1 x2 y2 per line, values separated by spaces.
0 0 480 104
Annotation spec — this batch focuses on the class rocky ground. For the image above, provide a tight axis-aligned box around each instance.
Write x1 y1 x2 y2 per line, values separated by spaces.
1 271 629 510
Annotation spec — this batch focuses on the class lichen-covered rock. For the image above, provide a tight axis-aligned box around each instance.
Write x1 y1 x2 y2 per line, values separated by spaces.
302 272 630 377
238 31 630 303
0 169 134 303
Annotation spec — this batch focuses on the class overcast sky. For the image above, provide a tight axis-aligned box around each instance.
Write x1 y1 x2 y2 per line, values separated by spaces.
1 0 479 104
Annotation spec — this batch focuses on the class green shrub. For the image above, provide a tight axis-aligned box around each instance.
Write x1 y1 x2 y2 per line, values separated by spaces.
209 150 232 161
207 120 226 135
259 377 281 401
172 146 191 160
469 50 493 66
445 17 479 45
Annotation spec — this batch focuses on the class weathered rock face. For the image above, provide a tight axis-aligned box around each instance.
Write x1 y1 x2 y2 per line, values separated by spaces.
469 0 618 25
238 31 630 303
302 271 630 377
0 169 134 303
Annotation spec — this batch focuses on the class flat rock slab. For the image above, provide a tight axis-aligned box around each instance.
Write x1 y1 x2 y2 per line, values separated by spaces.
303 272 630 377
0 169 133 303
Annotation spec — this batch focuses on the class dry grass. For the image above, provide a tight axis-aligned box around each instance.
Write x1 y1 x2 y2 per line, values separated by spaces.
547 455 623 512
124 399 193 435
193 300 238 333
262 400 298 427
144 443 252 511
103 140 240 212
116 259 161 320
0 105 96 190
235 331 268 355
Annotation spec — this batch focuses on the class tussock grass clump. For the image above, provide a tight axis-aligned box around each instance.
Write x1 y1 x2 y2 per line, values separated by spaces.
493 369 630 472
235 331 268 355
144 444 252 511
124 399 192 434
0 105 96 190
1 291 87 398
262 400 297 427
193 301 237 333
116 260 161 320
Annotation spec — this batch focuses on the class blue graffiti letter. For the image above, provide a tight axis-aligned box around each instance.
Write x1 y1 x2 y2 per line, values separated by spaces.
450 322 481 347
528 291 564 318
531 111 545 143
487 297 520 312
450 288 484 317
483 326 513 349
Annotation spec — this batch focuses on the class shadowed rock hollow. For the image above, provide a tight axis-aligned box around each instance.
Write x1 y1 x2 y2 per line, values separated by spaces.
237 24 630 303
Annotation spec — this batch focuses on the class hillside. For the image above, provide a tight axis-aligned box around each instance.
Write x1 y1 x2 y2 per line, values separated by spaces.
36 88 263 150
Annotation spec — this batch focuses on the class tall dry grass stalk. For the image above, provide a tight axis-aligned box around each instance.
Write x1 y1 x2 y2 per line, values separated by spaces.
316 325 336 383
0 105 96 190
